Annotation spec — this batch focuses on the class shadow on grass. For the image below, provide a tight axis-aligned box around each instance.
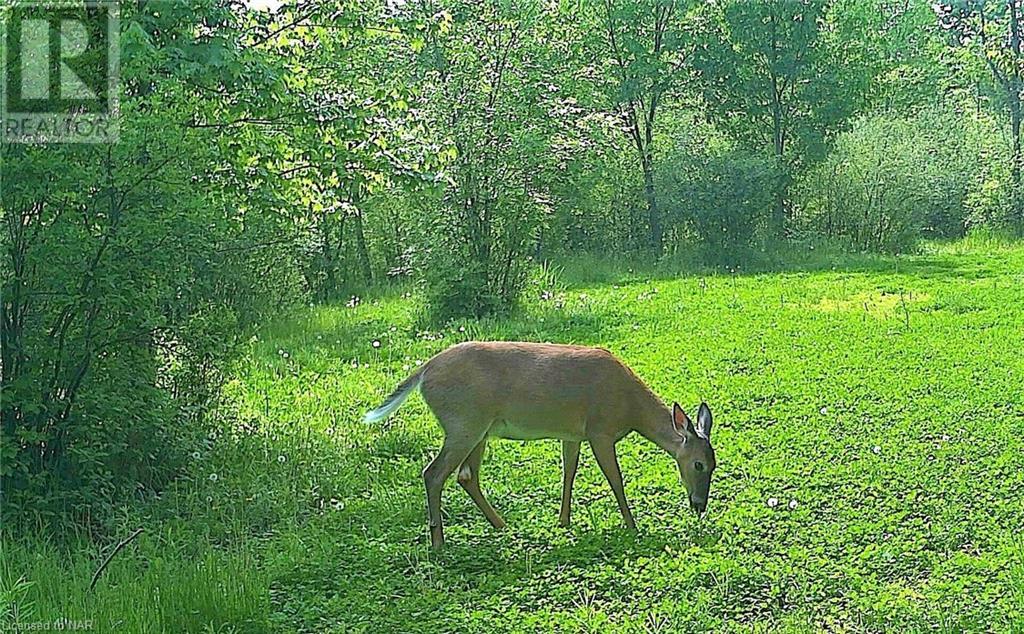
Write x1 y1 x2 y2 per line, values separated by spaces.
254 296 624 376
268 491 719 630
553 240 1022 291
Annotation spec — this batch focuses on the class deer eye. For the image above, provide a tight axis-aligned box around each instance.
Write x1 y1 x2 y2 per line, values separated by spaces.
694 461 705 472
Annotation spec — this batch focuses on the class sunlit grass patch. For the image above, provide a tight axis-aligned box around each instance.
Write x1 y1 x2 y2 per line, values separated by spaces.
812 289 932 318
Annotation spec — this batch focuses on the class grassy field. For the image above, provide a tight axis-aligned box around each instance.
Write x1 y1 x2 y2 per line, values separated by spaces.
4 237 1024 632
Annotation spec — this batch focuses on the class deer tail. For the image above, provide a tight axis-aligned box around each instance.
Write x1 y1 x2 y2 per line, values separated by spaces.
362 366 425 423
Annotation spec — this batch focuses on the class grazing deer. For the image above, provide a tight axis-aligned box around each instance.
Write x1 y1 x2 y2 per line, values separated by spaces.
364 341 716 549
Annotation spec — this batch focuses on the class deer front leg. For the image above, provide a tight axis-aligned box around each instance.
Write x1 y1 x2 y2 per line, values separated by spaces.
590 437 637 531
559 440 581 527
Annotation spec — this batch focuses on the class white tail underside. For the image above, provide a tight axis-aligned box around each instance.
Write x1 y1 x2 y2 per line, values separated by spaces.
362 372 423 423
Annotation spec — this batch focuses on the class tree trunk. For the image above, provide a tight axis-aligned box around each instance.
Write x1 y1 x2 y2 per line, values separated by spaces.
319 216 334 301
770 70 787 239
352 211 372 284
1011 92 1022 228
642 155 661 254
1010 0 1024 231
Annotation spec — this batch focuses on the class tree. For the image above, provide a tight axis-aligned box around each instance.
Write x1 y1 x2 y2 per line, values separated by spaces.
237 0 442 297
936 0 1024 229
692 0 877 237
587 0 694 255
1 0 301 523
407 0 565 318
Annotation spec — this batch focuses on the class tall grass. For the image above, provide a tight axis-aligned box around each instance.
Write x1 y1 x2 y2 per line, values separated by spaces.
0 532 268 632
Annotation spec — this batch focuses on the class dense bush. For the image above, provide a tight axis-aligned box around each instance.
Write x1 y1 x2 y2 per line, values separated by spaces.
413 0 557 321
794 110 1002 253
0 3 301 532
543 136 648 257
661 139 780 263
421 172 547 320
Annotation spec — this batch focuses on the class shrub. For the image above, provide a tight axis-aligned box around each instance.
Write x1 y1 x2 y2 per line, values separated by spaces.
0 4 303 533
662 142 780 264
794 109 1000 253
420 187 543 321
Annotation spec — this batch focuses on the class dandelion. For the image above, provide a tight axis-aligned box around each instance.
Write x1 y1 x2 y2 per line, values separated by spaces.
282 351 289 359
459 326 465 332
209 473 219 482
277 455 286 463
820 407 828 415
278 349 285 356
402 364 411 371
872 445 881 455
372 340 381 349
767 497 779 508
415 359 423 366
788 500 798 510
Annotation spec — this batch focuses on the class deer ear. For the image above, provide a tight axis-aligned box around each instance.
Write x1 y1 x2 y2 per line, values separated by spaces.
672 402 696 438
697 402 713 439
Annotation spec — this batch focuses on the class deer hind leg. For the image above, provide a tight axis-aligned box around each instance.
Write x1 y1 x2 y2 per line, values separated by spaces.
457 439 506 530
559 440 581 527
423 426 486 549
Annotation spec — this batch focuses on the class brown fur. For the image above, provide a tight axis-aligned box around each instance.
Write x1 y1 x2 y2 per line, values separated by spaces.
366 341 717 548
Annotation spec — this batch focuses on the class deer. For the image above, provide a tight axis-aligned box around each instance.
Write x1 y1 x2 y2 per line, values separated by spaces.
363 341 717 549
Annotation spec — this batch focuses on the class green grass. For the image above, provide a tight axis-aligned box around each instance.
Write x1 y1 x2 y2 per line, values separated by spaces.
4 240 1024 632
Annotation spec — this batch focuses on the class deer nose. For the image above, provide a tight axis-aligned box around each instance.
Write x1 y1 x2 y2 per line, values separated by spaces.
690 498 707 514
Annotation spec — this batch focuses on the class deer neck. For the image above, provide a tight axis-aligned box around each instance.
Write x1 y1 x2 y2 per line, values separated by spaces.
634 395 680 457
